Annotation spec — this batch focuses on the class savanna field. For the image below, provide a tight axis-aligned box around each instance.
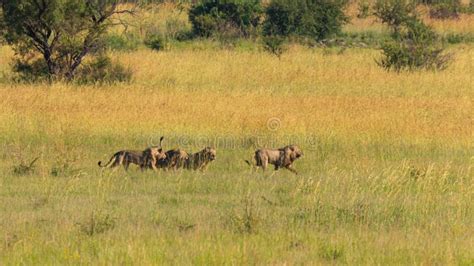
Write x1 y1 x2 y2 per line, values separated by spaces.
0 2 473 265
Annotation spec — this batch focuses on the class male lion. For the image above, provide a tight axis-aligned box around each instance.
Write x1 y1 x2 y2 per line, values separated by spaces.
185 147 217 171
156 149 189 170
98 136 166 171
245 145 303 175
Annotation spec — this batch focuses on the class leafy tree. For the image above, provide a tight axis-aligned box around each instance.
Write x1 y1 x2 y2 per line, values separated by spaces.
189 0 262 38
0 0 135 81
373 0 415 33
374 0 452 71
263 0 349 41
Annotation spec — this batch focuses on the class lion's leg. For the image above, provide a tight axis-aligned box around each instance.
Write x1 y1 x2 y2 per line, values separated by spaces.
261 160 268 172
285 165 298 175
201 163 210 172
150 157 158 171
110 155 121 168
173 160 180 171
123 156 130 171
139 159 146 172
176 159 183 170
171 158 178 171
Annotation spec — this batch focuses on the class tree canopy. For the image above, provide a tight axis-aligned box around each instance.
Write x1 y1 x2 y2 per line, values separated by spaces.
0 0 134 80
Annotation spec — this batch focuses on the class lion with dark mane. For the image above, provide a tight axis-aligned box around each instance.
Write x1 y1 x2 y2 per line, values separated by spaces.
245 145 303 175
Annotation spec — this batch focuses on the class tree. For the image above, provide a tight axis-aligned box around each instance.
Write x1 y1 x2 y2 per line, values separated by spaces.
374 0 452 71
373 0 415 33
0 0 135 81
263 0 349 41
189 0 262 38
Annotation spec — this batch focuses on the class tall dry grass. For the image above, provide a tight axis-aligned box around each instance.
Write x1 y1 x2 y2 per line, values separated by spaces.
0 3 472 264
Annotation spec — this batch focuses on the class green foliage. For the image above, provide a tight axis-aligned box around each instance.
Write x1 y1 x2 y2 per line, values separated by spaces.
0 0 134 81
144 34 167 51
189 0 262 38
319 243 345 261
374 0 452 71
357 0 371 19
429 0 461 19
373 0 416 32
165 17 190 40
75 55 133 85
78 212 116 236
12 157 39 176
262 35 287 58
12 58 50 82
263 0 349 41
0 8 5 45
105 33 141 51
228 195 259 234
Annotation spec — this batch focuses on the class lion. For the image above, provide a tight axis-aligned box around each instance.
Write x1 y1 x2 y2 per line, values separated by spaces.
245 145 303 175
156 149 189 170
98 136 166 171
185 147 217 171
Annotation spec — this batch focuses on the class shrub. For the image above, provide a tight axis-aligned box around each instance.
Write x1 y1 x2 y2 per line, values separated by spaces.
374 1 453 71
12 58 50 82
144 34 167 51
262 35 287 58
189 0 262 38
373 0 415 32
12 157 39 176
357 0 371 19
263 0 349 41
319 243 345 261
105 33 140 51
0 9 5 45
227 195 260 234
429 1 460 19
165 17 190 40
78 212 116 236
75 56 132 85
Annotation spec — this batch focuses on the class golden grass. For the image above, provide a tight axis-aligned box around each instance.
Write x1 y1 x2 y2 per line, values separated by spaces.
0 3 473 264
1 46 472 143
345 1 474 34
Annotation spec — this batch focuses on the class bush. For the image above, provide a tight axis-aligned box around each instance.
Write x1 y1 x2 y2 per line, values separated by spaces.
189 0 262 38
75 56 133 85
374 1 452 71
12 157 39 176
165 17 190 40
377 38 452 71
262 35 287 58
373 0 415 31
105 33 140 51
263 0 349 41
0 9 5 45
78 212 116 236
12 58 50 82
357 0 371 19
429 0 460 19
144 34 167 51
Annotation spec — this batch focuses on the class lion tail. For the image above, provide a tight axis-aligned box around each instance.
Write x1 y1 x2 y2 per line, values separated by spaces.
98 154 116 168
245 151 260 167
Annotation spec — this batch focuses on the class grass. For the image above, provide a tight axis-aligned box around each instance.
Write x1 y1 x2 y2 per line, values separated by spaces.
0 2 473 264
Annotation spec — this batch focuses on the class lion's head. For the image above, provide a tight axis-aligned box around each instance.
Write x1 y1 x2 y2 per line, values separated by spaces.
203 147 217 161
281 145 303 166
